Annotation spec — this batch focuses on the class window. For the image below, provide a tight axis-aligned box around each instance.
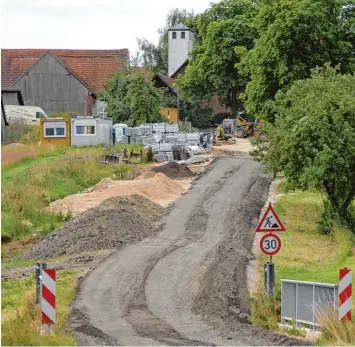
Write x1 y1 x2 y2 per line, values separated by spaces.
76 126 85 135
44 121 66 138
181 31 185 39
56 128 65 136
75 125 96 136
86 125 95 135
172 31 177 39
36 112 45 119
45 128 55 136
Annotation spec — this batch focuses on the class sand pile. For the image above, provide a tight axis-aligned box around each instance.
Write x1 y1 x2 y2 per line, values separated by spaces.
50 173 185 217
152 162 195 179
22 195 167 260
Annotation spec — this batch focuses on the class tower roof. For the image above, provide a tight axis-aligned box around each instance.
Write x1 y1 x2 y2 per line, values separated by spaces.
168 23 191 31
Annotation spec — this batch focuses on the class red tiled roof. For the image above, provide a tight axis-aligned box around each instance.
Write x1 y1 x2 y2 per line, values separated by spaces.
1 49 129 96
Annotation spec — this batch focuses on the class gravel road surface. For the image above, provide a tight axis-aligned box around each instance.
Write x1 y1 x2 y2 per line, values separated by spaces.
70 158 306 346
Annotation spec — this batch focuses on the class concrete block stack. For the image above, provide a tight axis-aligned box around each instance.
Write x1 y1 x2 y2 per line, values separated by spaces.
116 122 212 162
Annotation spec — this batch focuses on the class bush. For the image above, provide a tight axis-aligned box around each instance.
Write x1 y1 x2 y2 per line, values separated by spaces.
254 66 355 233
332 226 354 264
4 123 31 145
113 164 131 179
20 125 40 145
180 105 214 129
102 68 164 125
250 290 280 330
178 121 199 133
318 200 355 235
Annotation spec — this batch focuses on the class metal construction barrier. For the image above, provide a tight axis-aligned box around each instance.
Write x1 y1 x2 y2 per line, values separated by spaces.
281 279 338 329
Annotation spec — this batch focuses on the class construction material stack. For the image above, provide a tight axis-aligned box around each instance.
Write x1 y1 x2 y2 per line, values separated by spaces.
114 122 212 162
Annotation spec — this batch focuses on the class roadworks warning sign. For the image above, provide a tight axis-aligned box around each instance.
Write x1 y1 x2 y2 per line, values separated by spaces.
256 203 286 232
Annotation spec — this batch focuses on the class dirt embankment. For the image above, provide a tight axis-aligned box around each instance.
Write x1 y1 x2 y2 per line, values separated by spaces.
21 195 167 260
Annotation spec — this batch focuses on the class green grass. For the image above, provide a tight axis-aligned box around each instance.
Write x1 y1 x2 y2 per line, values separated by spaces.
1 258 40 270
1 270 79 345
2 146 131 240
2 147 70 182
268 188 355 289
251 187 355 344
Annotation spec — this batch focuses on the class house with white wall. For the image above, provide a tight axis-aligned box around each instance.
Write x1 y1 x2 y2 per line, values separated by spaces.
153 23 229 115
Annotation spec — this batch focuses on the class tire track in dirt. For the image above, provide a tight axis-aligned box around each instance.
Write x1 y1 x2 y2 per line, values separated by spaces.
70 158 307 346
123 165 240 346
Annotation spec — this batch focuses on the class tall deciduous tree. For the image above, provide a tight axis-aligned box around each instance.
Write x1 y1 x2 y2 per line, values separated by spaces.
101 68 164 125
242 0 355 122
176 0 258 114
253 65 355 233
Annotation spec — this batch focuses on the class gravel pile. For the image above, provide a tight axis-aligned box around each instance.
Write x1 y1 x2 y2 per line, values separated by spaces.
21 195 167 260
152 162 195 179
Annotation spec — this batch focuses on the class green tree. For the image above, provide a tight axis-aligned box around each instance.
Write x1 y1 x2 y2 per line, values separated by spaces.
137 8 197 74
242 0 355 122
179 103 214 129
253 65 355 233
176 0 258 113
101 68 164 125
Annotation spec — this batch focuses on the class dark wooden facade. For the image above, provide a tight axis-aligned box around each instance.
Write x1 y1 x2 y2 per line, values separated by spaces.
12 52 90 116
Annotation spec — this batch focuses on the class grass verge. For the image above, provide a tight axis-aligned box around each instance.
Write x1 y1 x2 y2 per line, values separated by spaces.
1 146 131 241
316 310 355 346
250 187 355 345
1 270 79 346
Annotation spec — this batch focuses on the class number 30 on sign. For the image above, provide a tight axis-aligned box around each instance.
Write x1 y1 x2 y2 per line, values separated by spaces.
260 233 281 256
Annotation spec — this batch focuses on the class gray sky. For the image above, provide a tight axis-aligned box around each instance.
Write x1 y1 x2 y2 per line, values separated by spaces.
1 0 214 55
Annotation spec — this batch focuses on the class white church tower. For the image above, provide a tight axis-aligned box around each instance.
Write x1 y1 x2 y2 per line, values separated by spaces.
168 23 194 77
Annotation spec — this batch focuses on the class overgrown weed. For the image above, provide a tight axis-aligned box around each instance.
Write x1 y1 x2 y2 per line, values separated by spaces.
1 148 130 240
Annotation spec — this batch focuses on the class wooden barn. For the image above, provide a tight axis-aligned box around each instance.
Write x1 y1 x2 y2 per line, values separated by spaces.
1 49 129 117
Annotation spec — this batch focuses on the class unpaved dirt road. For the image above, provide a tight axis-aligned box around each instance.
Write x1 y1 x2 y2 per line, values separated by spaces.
71 158 306 346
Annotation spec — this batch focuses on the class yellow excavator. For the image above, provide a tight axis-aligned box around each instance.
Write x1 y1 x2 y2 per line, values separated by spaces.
235 112 260 138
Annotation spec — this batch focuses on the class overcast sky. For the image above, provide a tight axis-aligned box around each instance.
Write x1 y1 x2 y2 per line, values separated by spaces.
1 0 214 55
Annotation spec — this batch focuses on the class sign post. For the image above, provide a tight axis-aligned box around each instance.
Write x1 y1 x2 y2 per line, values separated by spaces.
36 262 47 304
339 268 352 321
264 262 275 295
40 269 56 336
256 203 286 296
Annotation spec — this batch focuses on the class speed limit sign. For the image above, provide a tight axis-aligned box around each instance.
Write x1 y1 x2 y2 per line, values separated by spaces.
260 233 281 256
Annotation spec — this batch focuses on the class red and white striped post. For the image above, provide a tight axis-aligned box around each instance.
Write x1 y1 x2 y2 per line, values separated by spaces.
41 269 56 335
339 268 352 321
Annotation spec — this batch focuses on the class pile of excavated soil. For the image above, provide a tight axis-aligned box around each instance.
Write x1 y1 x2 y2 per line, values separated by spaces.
50 173 186 217
22 195 167 260
151 162 195 179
